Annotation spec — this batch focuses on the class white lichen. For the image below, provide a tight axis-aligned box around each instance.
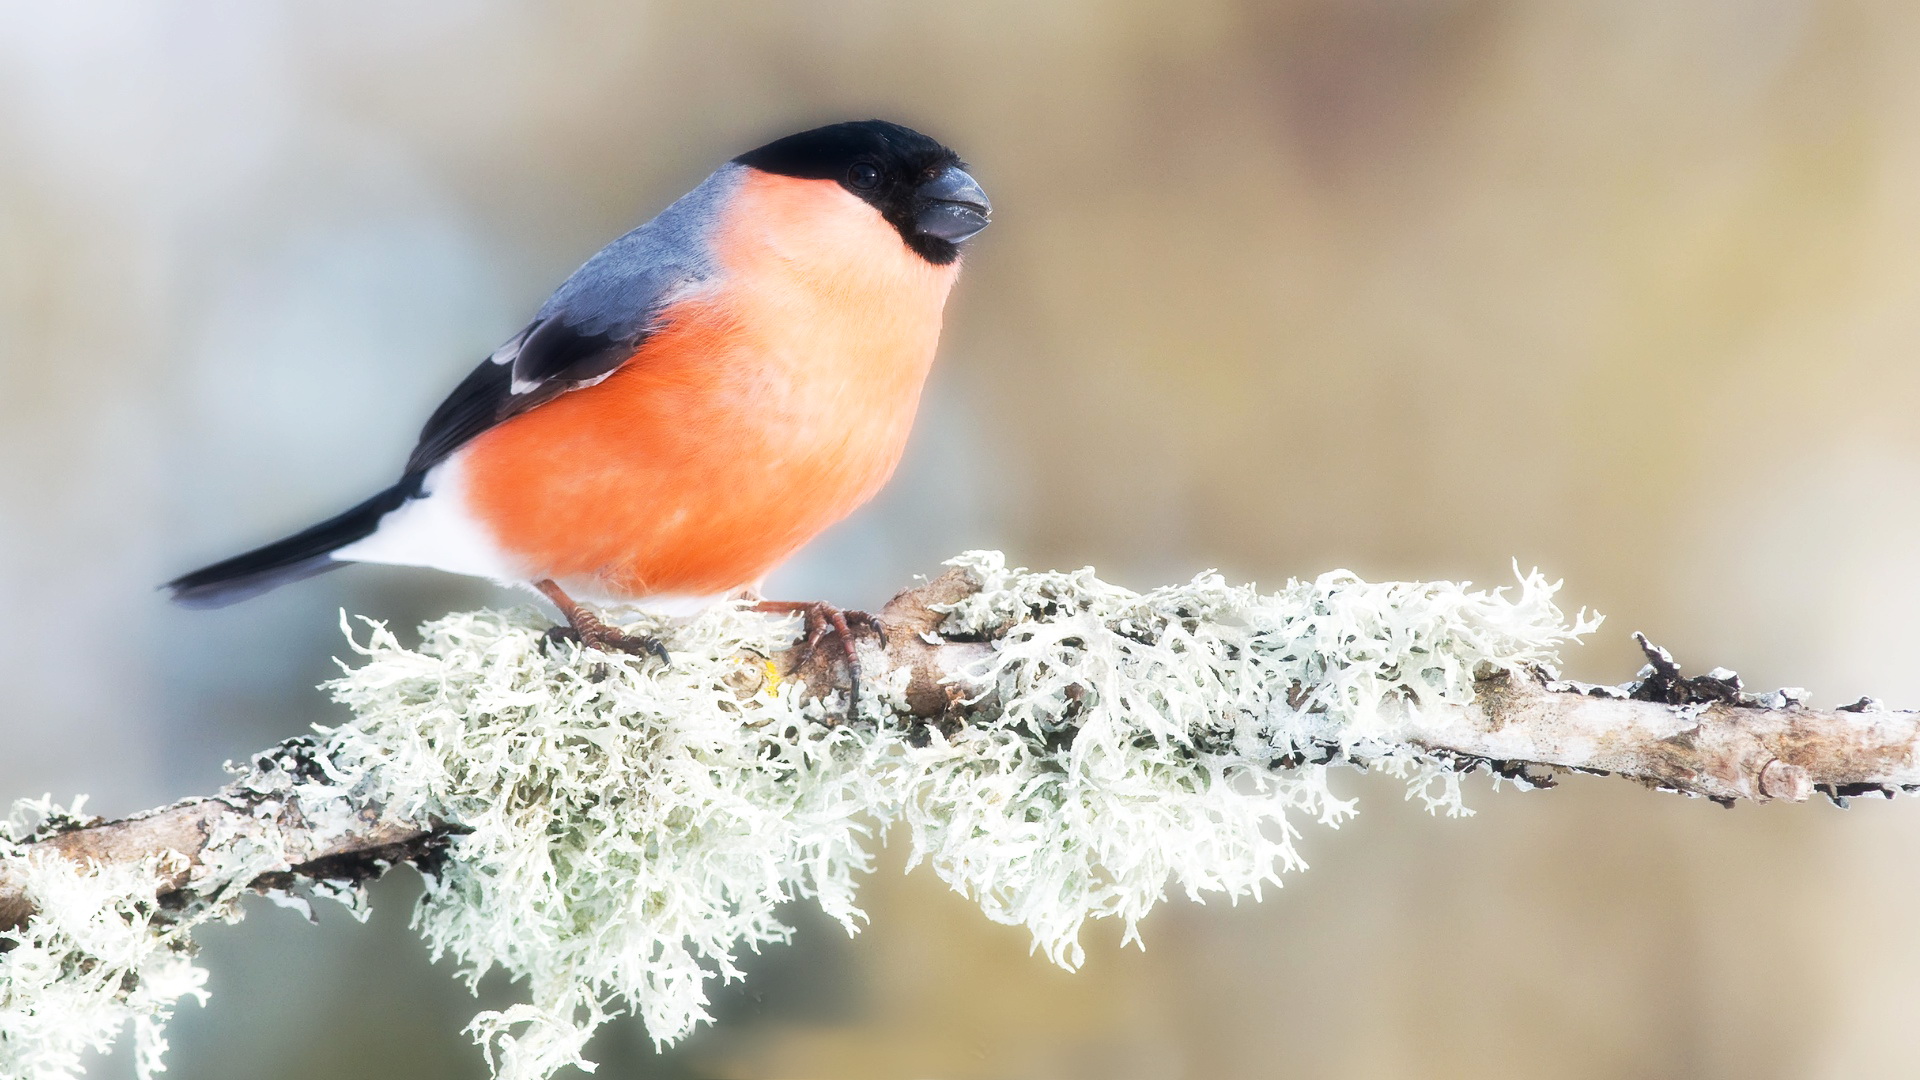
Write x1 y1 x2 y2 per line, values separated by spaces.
901 553 1596 959
1 551 1597 1080
0 801 208 1080
322 604 875 1078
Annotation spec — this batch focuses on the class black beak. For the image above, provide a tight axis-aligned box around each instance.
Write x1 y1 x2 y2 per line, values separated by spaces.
915 165 991 243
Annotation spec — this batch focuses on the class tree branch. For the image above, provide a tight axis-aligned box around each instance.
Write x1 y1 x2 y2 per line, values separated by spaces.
5 568 1915 936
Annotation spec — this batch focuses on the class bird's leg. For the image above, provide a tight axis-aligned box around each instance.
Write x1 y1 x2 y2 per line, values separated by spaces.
535 579 670 662
752 600 886 708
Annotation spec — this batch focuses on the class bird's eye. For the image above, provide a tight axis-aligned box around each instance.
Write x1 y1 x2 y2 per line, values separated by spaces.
848 162 883 190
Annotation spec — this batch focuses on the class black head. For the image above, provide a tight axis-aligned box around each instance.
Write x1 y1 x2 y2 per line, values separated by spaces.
734 119 990 265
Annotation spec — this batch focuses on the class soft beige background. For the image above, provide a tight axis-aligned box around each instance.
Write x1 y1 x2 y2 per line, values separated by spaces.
6 2 1920 1077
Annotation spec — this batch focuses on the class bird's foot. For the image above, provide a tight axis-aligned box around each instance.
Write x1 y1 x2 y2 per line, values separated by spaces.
542 617 670 662
535 579 669 662
753 600 886 709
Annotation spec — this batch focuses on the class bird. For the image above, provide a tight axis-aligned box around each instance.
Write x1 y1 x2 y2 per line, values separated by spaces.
167 119 991 678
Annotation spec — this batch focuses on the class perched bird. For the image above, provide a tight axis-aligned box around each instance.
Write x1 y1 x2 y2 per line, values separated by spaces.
168 119 991 670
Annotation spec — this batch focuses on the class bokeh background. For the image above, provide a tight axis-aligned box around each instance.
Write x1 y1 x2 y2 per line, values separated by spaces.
7 1 1920 1077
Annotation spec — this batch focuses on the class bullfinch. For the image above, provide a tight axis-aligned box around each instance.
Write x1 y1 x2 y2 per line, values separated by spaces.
168 120 991 670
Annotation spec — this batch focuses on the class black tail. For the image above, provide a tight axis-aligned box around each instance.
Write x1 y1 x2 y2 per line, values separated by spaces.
166 479 418 608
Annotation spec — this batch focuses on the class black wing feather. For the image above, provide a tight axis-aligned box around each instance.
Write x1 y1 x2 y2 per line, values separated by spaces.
513 316 636 388
402 317 647 476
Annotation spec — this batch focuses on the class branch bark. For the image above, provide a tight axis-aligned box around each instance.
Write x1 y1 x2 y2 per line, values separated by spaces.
6 569 1916 935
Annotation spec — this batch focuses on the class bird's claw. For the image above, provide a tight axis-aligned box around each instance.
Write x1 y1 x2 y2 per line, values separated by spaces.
756 600 884 712
544 616 670 663
846 609 887 650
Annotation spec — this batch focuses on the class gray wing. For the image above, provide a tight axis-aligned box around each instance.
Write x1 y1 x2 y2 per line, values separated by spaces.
400 167 735 477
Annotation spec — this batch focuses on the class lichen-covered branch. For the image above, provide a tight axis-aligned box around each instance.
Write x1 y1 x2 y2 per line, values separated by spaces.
1423 644 1920 807
4 552 1917 1080
0 791 432 941
5 581 1905 936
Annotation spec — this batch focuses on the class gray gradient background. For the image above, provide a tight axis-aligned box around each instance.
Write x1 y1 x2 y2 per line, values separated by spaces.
6 2 1920 1077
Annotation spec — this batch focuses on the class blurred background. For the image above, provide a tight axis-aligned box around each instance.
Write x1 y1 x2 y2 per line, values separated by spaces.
6 1 1920 1077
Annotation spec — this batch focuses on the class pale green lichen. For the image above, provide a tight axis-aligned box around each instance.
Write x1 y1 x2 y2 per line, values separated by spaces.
323 603 876 1078
895 553 1596 963
1 551 1597 1080
0 801 208 1080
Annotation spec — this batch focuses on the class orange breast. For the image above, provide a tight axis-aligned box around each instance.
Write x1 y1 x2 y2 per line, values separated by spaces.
460 170 961 600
